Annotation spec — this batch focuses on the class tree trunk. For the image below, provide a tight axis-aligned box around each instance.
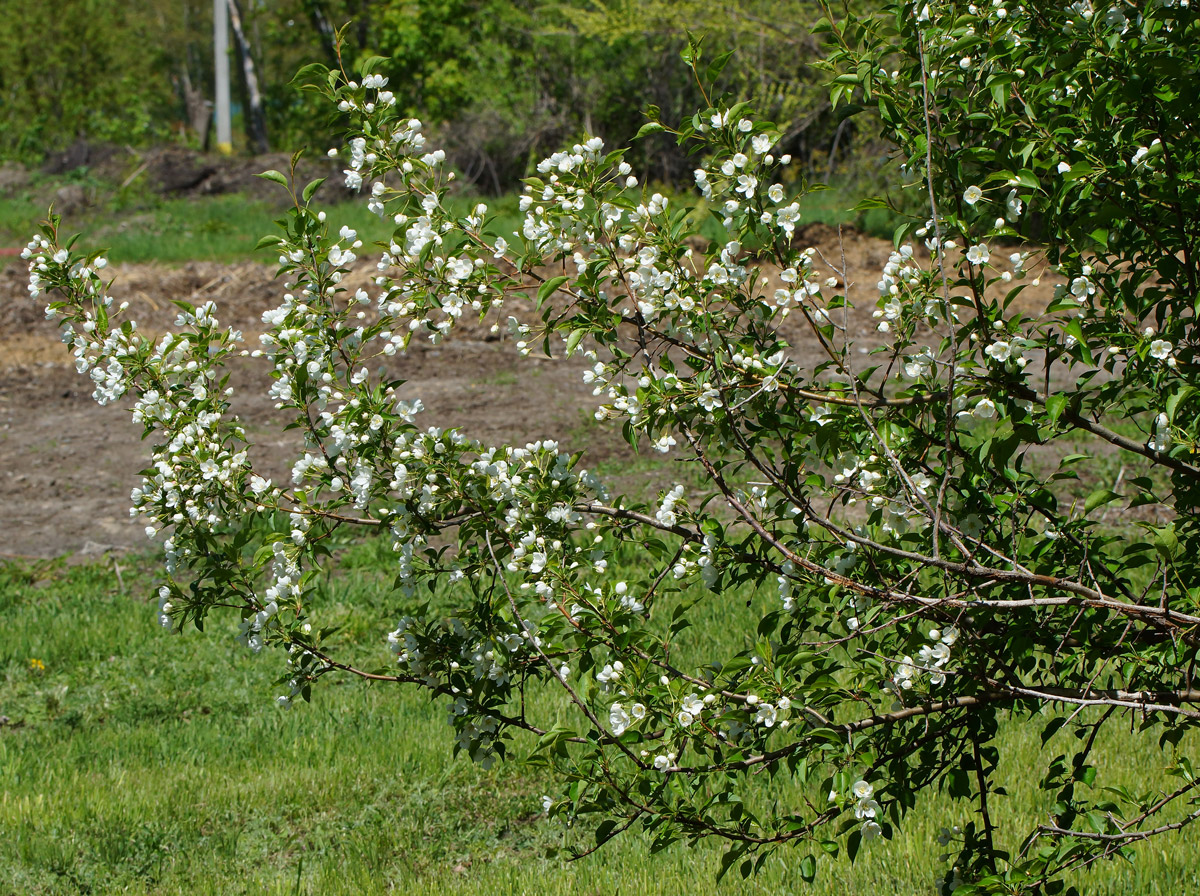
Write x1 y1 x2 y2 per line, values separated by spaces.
226 0 269 153
825 118 849 182
179 69 212 151
304 0 339 66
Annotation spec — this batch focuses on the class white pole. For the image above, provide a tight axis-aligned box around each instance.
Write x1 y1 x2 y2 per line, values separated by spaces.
214 0 232 154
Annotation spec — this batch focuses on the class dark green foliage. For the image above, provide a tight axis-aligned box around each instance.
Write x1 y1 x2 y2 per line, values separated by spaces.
0 1 184 159
0 1 892 194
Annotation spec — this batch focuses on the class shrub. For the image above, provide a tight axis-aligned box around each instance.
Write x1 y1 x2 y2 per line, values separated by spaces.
25 3 1200 891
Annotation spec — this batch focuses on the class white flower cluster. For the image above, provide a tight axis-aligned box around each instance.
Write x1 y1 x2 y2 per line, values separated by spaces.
692 113 793 233
1148 336 1176 367
611 580 644 614
677 692 706 727
874 245 922 331
607 699 646 736
748 692 790 729
537 136 606 176
596 659 624 690
983 336 1028 369
767 250 824 319
27 238 258 569
656 484 686 528
850 779 883 841
890 626 959 692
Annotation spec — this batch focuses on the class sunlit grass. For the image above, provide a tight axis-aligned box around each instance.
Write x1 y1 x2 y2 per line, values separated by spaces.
0 181 527 268
1 545 1197 895
0 168 898 272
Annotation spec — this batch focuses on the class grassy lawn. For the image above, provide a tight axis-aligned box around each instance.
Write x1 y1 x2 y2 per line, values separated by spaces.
0 178 528 268
2 544 1197 895
0 169 897 271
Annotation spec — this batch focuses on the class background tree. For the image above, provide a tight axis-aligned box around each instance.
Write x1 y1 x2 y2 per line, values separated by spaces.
227 0 271 153
0 0 182 158
563 0 855 180
0 0 895 196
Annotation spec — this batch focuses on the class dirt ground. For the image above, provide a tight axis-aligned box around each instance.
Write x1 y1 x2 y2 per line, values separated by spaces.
0 226 1063 558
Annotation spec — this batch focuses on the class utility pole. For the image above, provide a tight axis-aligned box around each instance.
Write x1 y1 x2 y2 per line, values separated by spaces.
214 0 233 155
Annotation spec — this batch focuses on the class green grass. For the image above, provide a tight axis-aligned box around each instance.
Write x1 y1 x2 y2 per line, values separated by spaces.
797 180 907 240
2 546 1198 895
0 167 896 272
0 176 527 268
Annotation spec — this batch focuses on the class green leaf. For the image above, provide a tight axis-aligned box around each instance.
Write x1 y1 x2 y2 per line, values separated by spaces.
716 843 745 882
289 62 329 86
679 37 698 67
565 328 587 356
799 854 817 882
256 170 289 188
1045 394 1069 427
594 819 617 844
1167 386 1194 422
1063 319 1094 365
1012 169 1040 190
302 178 326 203
1042 716 1067 746
705 50 735 85
357 55 389 76
847 830 862 863
635 121 668 139
1084 489 1120 514
536 276 570 307
1062 161 1094 182
1153 524 1180 560
532 724 577 759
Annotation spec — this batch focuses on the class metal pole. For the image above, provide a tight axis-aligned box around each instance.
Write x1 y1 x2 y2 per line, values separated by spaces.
214 0 232 155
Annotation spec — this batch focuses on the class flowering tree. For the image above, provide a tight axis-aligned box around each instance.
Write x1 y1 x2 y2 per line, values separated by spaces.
24 2 1200 892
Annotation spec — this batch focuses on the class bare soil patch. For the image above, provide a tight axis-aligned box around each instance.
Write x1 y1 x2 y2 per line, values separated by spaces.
0 229 1065 558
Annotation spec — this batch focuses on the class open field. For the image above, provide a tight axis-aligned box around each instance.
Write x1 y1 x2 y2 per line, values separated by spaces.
0 170 912 559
